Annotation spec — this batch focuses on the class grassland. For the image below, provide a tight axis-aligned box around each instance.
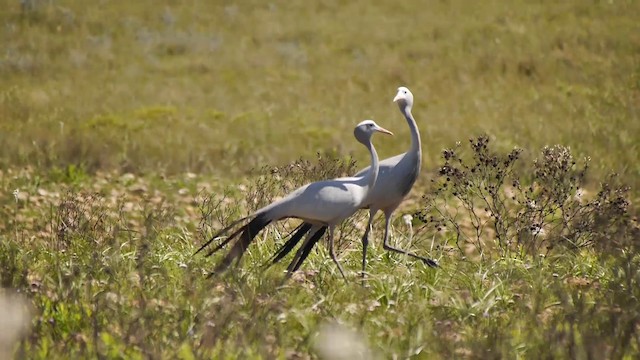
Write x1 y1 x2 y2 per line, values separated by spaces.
1 0 639 358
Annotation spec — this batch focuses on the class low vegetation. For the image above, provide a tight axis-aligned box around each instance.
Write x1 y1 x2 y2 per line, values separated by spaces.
1 0 639 358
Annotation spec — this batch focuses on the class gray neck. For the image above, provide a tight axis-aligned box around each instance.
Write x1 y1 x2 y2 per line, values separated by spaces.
401 103 422 165
364 140 379 190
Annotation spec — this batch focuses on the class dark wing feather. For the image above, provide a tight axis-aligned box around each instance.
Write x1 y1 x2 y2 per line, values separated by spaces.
208 214 272 276
266 223 314 266
194 215 251 255
286 226 327 275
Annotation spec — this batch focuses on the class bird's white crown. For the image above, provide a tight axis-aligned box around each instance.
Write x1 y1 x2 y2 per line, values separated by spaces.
393 86 413 104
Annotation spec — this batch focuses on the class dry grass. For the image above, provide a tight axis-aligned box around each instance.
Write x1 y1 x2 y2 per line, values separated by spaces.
0 0 638 191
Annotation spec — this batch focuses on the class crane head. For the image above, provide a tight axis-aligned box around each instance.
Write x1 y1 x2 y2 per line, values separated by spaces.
393 86 413 107
354 120 393 144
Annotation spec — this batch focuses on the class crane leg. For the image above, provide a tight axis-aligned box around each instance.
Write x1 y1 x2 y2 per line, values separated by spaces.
381 213 438 268
360 208 377 279
328 226 347 280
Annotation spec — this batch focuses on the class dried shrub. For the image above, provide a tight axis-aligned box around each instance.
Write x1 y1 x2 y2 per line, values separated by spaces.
417 135 634 259
55 191 109 249
245 152 357 209
196 188 243 242
418 136 523 257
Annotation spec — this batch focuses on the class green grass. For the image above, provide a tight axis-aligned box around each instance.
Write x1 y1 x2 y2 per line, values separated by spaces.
1 0 640 358
1 169 637 358
1 0 638 187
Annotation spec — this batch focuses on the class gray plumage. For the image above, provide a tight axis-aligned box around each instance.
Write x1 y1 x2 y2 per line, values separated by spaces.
271 87 437 276
195 120 393 279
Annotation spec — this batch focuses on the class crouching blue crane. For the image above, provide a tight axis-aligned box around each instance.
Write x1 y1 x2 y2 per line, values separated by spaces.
194 120 393 279
270 87 438 277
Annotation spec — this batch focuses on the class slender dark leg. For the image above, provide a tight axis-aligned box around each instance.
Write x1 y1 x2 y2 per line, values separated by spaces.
328 226 347 280
360 209 377 279
381 212 438 268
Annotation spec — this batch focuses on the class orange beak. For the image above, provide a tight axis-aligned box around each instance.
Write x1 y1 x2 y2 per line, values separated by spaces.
375 126 394 136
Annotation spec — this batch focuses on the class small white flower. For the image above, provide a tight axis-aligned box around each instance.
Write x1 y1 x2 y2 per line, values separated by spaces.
530 224 546 237
13 189 19 202
403 214 414 247
178 262 187 269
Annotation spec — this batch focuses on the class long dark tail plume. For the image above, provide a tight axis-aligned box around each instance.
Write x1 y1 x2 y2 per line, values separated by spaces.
194 215 251 255
203 224 246 257
279 222 307 243
265 223 314 267
210 213 272 275
286 226 327 275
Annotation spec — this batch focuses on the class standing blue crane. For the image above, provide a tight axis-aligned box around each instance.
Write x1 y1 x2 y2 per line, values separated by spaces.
195 120 393 279
268 87 437 277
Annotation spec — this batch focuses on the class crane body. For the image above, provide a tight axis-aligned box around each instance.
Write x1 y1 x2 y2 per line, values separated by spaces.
195 120 392 279
271 87 438 276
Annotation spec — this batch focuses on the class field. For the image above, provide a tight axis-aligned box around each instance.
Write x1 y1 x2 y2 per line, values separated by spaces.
1 0 639 358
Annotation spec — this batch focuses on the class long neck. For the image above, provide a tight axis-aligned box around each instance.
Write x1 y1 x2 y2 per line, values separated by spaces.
401 103 422 157
364 140 380 190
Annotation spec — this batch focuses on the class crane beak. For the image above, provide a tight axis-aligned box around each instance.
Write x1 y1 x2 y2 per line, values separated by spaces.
375 126 394 136
393 93 404 102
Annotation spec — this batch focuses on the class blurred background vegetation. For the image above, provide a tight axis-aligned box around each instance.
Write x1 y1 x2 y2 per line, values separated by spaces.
1 0 638 193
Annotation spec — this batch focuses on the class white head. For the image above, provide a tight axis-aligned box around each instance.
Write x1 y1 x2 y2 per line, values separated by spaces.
393 86 414 109
353 120 393 145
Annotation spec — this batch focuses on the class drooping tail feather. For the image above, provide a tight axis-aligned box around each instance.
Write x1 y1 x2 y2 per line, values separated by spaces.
425 258 439 268
194 215 252 255
203 224 247 257
210 213 272 274
278 222 307 244
286 226 327 275
265 223 314 266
